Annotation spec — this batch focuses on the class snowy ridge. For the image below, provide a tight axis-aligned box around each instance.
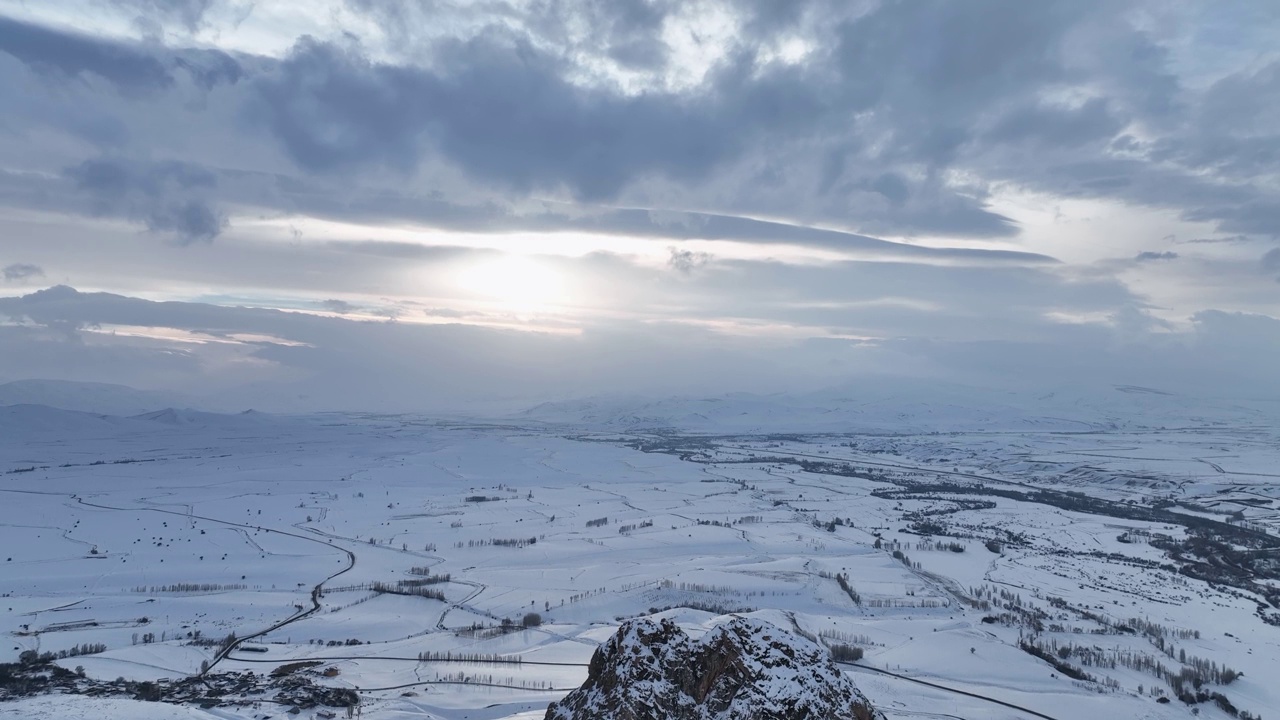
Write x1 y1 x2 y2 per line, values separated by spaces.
129 408 277 428
545 616 882 720
0 404 138 439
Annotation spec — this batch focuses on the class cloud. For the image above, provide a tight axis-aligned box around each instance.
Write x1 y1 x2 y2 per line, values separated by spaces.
1174 234 1252 245
668 247 712 275
4 3 1275 246
1191 310 1280 358
142 198 225 242
0 1 1274 246
235 10 1025 236
249 33 748 201
0 285 1276 410
64 158 227 243
0 16 172 93
1262 248 1280 274
321 299 357 314
2 263 44 282
111 0 219 33
0 3 1278 409
423 307 471 319
304 201 1039 260
325 241 477 260
0 286 820 408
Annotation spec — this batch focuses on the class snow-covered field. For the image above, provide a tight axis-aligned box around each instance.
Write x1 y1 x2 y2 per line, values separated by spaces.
2 386 1278 719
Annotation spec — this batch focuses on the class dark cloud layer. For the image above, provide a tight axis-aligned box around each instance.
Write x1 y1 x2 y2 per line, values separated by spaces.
64 158 227 243
0 15 173 93
2 2 1277 243
253 34 763 201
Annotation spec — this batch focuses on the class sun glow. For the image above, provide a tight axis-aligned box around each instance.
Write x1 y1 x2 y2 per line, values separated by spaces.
456 254 568 313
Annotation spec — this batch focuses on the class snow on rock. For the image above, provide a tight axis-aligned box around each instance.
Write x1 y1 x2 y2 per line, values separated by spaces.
544 616 882 720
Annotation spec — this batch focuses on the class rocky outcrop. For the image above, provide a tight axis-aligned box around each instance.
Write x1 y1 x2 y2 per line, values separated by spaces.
545 616 882 720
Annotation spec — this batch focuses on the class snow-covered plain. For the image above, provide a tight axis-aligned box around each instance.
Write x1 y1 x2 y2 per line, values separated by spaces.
2 386 1278 719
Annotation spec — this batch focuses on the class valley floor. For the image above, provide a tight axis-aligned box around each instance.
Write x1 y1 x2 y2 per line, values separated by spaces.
2 407 1277 719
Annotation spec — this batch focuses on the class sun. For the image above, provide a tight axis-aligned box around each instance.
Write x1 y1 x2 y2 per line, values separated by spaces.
457 254 566 313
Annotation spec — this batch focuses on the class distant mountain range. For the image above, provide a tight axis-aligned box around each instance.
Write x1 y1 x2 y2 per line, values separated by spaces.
3 377 1276 435
0 403 283 444
0 379 288 441
0 379 196 416
516 380 1279 433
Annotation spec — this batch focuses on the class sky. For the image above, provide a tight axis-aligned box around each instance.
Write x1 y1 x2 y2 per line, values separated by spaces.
0 0 1278 411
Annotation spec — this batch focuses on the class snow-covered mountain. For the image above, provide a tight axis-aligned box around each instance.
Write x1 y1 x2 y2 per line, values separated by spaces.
545 616 882 720
129 408 277 428
0 404 142 440
0 379 192 416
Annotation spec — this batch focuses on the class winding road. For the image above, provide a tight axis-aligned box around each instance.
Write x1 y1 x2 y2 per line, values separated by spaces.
64 495 359 674
840 662 1061 720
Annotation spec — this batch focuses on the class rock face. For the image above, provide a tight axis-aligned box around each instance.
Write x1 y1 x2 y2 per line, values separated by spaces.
545 616 883 720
